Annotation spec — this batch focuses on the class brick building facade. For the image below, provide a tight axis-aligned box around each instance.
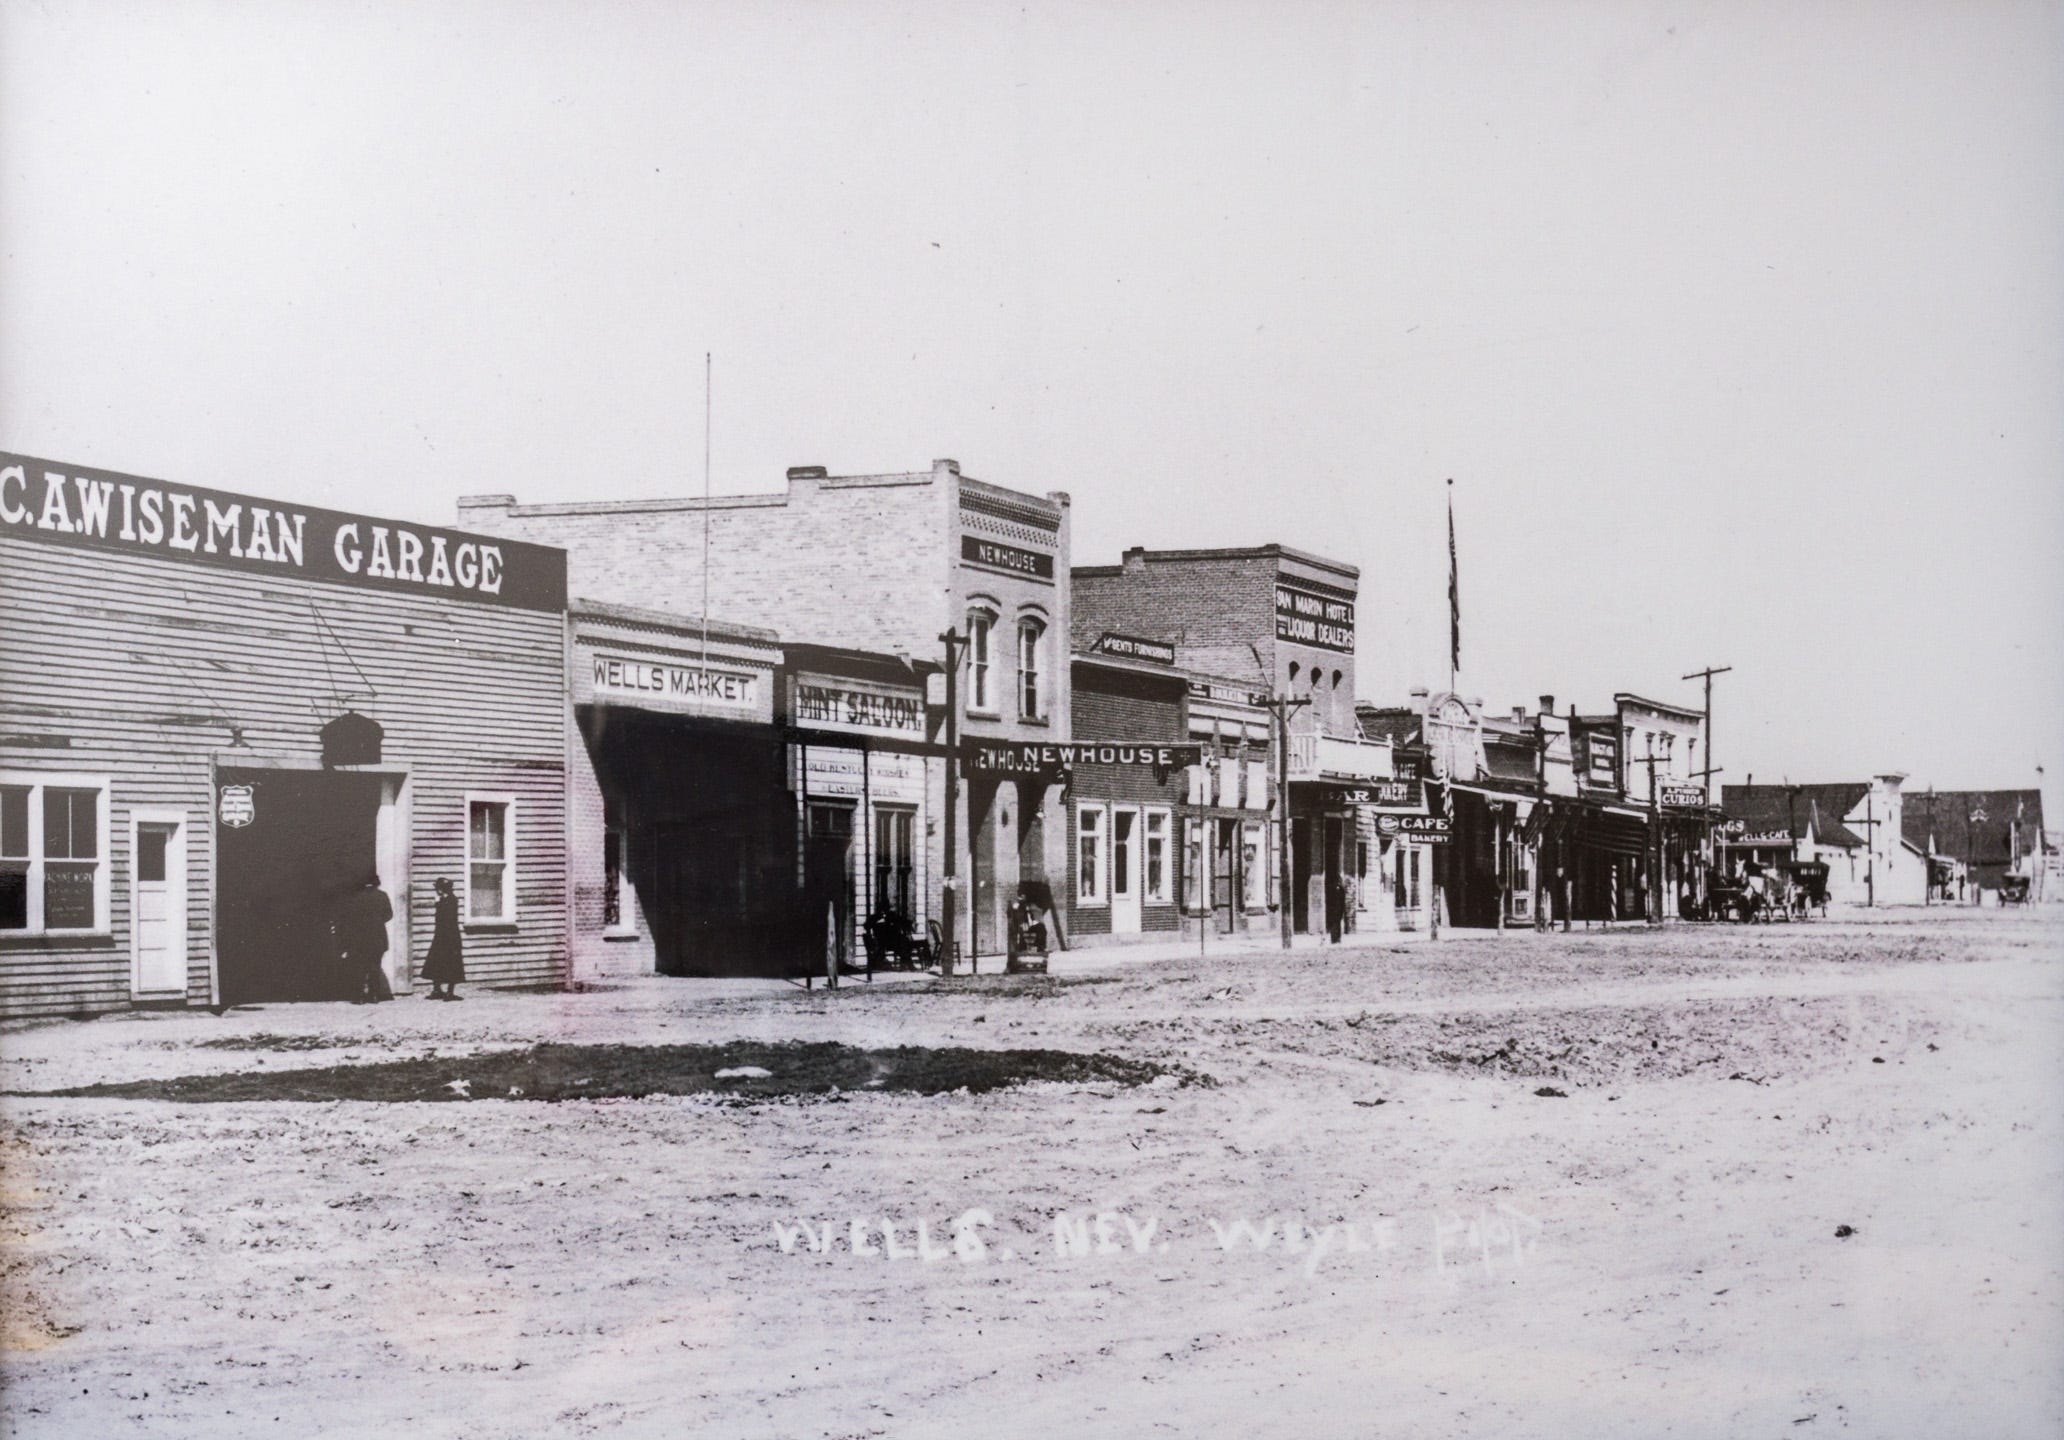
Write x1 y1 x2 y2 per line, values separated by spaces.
461 458 1070 965
1073 545 1374 939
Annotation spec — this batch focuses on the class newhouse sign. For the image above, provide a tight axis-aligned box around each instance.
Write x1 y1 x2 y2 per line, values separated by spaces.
0 453 566 611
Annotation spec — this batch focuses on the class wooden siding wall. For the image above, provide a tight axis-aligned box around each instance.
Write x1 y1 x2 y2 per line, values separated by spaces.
0 536 568 1016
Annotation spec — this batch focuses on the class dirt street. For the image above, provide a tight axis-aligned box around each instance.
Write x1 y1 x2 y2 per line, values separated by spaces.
3 909 2060 1438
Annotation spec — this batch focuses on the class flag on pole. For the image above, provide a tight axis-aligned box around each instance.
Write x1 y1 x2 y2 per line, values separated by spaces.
1446 480 1460 679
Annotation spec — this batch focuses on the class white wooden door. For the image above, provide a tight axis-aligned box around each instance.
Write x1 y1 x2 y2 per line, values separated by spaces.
131 817 186 995
1111 806 1142 934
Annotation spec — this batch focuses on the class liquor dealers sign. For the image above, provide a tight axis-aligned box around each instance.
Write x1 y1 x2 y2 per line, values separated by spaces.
1274 581 1355 654
1328 777 1423 812
967 741 1202 776
0 452 566 612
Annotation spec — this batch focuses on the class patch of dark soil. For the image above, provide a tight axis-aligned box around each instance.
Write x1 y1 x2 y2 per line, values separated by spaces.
26 1040 1195 1104
190 1033 349 1052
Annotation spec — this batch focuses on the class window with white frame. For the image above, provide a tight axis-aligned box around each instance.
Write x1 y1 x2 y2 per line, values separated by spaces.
966 610 996 714
466 796 516 923
1076 804 1107 905
1016 617 1045 720
0 774 111 934
1143 809 1170 903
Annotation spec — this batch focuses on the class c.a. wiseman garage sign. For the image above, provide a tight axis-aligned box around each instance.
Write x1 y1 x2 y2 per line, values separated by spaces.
0 453 566 612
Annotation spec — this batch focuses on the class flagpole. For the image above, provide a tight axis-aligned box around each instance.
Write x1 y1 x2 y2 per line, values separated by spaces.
1446 478 1458 695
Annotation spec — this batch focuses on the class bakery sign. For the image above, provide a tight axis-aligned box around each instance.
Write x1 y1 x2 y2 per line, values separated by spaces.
0 452 566 612
791 675 925 738
1274 582 1355 653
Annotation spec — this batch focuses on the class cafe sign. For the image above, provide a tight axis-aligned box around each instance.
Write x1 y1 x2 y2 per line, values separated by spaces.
1376 813 1451 838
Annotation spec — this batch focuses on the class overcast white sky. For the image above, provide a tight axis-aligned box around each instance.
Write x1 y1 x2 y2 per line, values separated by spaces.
3 0 2059 808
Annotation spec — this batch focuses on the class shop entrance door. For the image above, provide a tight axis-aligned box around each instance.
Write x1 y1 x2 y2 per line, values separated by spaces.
1110 806 1141 934
1212 819 1238 933
130 816 187 996
217 769 385 1006
804 802 857 974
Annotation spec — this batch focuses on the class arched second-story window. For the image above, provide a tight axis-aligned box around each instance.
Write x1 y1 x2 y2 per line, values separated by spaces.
966 609 996 714
1017 617 1046 720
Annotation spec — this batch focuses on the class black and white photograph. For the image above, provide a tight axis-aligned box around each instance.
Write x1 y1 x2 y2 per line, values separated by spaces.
2 1 2060 1435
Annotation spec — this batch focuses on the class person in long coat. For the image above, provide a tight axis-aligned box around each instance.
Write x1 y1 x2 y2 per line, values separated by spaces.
422 876 465 1000
346 873 394 1002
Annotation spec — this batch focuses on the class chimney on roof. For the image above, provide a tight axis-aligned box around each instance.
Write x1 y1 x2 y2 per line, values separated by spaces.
786 465 827 482
933 458 960 477
1539 695 1555 716
1512 707 1527 723
1567 701 1578 717
1122 547 1147 572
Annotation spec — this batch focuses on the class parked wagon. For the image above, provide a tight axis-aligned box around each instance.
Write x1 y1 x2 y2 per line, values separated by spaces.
1783 861 1830 918
2000 874 2032 906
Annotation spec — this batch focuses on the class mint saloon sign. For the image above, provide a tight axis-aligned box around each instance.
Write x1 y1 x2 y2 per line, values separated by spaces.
1 453 566 612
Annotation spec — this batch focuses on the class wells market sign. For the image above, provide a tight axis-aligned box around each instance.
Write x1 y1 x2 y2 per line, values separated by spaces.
0 453 566 612
967 741 1202 776
1274 581 1355 654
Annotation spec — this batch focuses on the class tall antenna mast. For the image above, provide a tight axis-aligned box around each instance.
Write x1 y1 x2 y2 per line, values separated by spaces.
701 351 712 680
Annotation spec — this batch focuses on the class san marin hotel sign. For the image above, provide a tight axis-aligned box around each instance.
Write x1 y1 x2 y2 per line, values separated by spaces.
0 453 566 611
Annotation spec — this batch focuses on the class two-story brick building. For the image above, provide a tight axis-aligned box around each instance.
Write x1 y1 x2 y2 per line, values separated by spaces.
460 458 1070 967
1073 545 1389 941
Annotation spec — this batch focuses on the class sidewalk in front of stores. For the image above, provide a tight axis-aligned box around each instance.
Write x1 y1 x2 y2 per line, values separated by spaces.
1029 917 1696 974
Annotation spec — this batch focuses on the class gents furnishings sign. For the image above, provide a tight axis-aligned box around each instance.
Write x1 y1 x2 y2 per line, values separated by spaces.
1091 633 1177 665
0 452 566 612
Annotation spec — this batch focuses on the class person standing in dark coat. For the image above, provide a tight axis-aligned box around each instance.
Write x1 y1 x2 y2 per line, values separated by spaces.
422 876 465 1000
346 873 394 1002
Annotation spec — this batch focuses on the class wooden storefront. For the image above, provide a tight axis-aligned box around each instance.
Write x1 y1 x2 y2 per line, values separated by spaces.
0 452 570 1016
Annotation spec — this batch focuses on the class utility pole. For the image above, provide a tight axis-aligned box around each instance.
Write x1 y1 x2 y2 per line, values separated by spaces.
1682 666 1731 917
1267 691 1312 950
1855 792 1880 908
938 627 964 976
1632 747 1666 924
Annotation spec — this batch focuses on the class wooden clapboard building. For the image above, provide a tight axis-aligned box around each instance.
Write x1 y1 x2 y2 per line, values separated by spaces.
0 451 570 1017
